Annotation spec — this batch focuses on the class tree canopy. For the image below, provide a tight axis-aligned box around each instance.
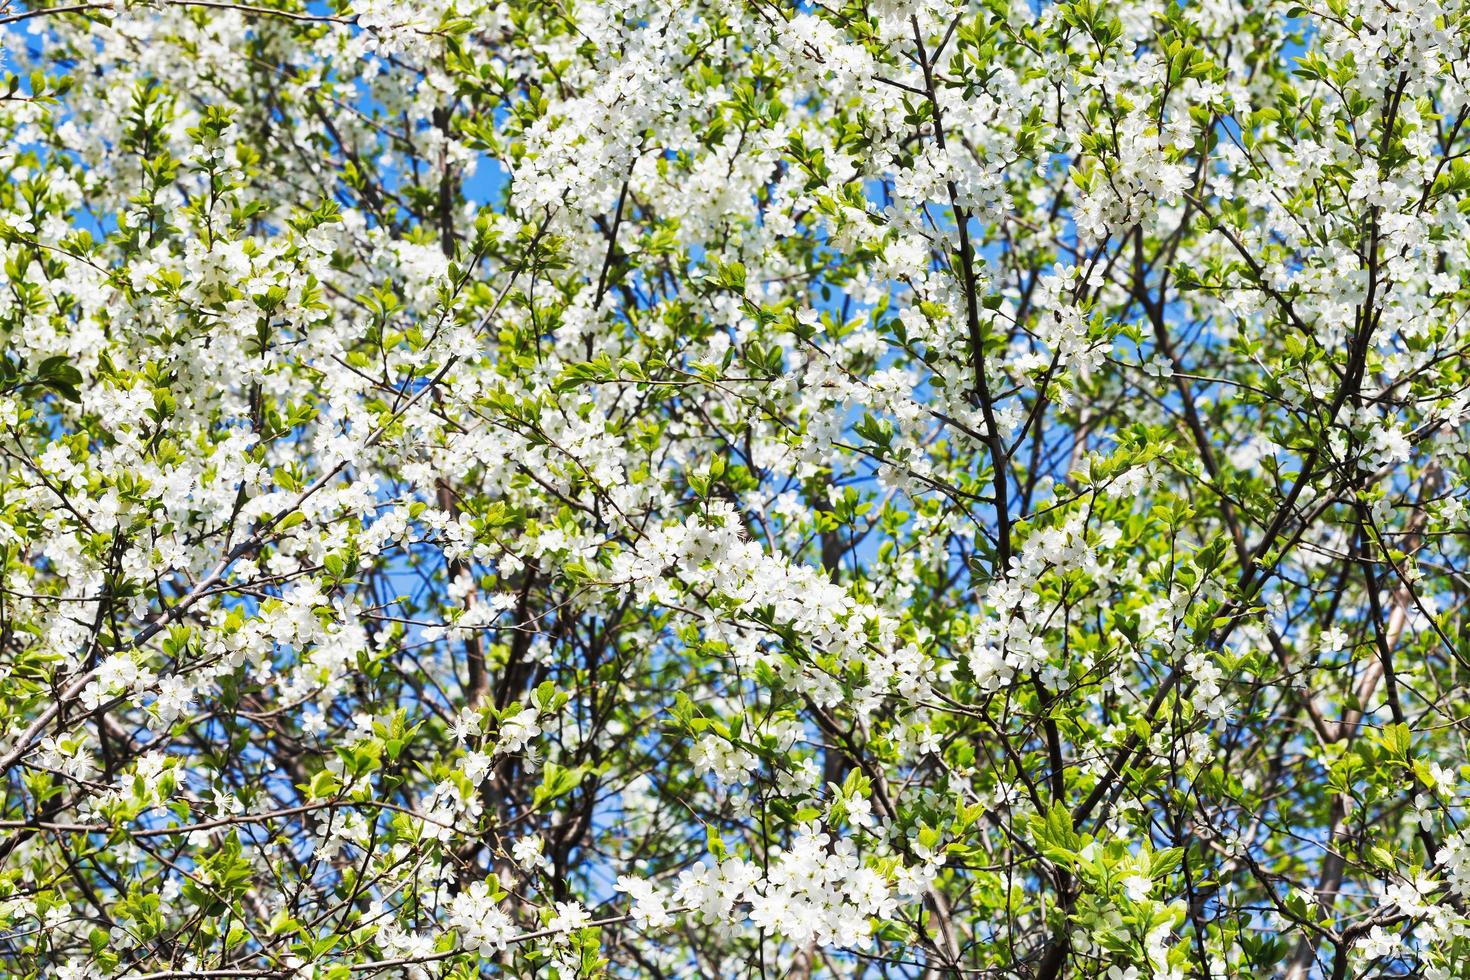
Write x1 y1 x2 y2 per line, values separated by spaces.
2 0 1470 977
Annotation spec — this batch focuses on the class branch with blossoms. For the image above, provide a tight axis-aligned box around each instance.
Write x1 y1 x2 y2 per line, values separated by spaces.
3 0 1470 978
